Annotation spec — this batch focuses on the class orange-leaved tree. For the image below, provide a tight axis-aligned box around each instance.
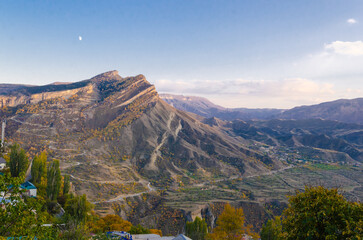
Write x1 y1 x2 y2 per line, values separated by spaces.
208 203 258 240
91 214 132 233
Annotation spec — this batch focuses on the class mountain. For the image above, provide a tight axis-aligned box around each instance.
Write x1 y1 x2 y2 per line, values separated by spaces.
160 94 284 120
161 94 363 125
1 73 362 234
161 94 363 162
1 70 282 199
277 98 363 125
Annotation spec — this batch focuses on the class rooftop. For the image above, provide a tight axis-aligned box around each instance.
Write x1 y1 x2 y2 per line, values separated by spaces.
20 181 37 190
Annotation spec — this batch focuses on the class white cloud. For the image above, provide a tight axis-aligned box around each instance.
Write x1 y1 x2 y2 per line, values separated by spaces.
347 18 357 24
324 41 363 56
155 40 363 108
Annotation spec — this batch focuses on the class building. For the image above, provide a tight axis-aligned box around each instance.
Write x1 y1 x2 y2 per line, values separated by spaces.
0 157 6 170
20 181 37 197
133 234 191 240
171 235 192 240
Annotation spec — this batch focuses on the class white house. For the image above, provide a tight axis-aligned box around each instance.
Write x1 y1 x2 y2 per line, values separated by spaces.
20 181 37 197
0 157 6 170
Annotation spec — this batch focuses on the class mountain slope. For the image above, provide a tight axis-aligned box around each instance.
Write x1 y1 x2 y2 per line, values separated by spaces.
1 71 282 201
226 118 363 163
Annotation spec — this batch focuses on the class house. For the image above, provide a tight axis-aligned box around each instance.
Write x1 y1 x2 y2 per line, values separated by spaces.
20 181 37 197
171 235 192 240
133 234 174 240
0 157 6 170
133 234 191 240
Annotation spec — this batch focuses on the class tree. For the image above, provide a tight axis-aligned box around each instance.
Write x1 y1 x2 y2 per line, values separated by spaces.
208 203 258 240
47 159 61 201
186 216 208 240
64 194 93 223
63 174 70 195
9 143 28 177
281 186 363 240
260 216 284 240
0 173 52 238
150 229 162 236
129 224 151 234
90 214 132 233
31 151 47 185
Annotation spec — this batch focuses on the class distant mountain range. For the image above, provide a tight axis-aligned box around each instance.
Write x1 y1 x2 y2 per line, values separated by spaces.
160 94 284 121
160 94 363 125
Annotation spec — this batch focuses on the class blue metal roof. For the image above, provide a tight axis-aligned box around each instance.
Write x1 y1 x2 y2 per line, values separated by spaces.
20 181 37 190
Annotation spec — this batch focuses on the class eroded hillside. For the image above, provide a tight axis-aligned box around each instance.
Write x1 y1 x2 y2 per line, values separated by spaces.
1 71 282 203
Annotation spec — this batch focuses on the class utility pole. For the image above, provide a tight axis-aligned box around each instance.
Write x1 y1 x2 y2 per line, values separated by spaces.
1 120 6 147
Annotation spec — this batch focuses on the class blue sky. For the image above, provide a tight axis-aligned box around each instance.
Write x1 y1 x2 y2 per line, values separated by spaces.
1 0 363 108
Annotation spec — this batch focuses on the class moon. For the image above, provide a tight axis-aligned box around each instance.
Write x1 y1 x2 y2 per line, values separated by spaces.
79 36 82 41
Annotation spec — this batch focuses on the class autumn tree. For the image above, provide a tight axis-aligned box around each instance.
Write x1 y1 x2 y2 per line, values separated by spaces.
9 143 28 177
47 159 61 201
150 229 162 236
186 216 208 240
91 214 132 233
208 203 258 240
279 186 363 240
31 151 47 185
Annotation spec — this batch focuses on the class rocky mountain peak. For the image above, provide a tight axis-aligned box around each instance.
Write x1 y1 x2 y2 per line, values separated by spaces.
90 70 122 83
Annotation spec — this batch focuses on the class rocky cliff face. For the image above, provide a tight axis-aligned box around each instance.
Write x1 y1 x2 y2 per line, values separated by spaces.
0 84 96 107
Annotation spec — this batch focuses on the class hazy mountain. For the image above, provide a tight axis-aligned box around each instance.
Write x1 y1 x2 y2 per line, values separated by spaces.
161 94 363 125
160 94 284 120
277 98 363 125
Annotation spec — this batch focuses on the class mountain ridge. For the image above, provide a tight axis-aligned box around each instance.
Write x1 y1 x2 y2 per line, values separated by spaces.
161 93 363 124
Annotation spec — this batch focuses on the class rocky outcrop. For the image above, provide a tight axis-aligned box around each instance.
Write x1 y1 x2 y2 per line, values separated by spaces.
0 83 96 108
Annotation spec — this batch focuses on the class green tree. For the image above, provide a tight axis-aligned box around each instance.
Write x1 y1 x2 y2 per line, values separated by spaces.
0 173 53 238
63 174 70 195
47 159 61 201
9 143 28 177
208 203 258 240
64 194 93 223
186 217 208 240
260 216 283 240
31 151 47 185
281 186 363 240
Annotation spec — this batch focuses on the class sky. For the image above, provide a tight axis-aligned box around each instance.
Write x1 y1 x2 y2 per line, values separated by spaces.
1 0 363 109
